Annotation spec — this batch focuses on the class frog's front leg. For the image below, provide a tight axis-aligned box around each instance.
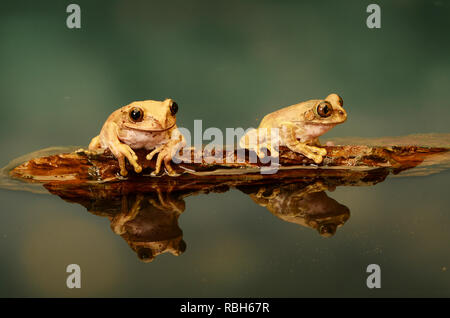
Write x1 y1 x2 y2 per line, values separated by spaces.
148 188 185 213
240 128 278 159
111 194 144 235
281 122 327 164
146 131 185 176
101 122 142 176
146 145 171 175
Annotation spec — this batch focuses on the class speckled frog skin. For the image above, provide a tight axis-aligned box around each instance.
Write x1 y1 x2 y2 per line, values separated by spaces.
89 99 185 176
240 93 347 164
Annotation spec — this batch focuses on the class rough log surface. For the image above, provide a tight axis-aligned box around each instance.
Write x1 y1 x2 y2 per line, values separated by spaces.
8 145 447 189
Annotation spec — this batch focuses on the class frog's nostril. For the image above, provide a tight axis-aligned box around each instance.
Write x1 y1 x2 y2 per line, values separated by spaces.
339 110 344 115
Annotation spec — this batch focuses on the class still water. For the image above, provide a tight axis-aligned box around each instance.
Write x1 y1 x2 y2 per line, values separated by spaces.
1 0 450 297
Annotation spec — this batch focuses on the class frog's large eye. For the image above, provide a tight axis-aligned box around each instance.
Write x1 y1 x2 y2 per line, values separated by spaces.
170 101 178 115
129 107 144 122
137 247 154 262
338 95 344 107
317 101 333 118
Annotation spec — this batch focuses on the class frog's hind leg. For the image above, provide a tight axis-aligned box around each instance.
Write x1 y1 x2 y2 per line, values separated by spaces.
240 128 270 159
88 135 102 152
281 123 327 164
264 135 280 158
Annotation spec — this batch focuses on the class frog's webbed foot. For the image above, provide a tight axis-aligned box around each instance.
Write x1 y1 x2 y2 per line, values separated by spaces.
111 143 142 176
306 144 327 158
146 144 180 177
287 142 327 164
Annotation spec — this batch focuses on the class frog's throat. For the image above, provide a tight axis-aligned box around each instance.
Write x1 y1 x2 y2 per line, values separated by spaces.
123 122 176 132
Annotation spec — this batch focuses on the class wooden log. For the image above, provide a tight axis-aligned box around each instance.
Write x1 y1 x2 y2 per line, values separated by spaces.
8 144 448 189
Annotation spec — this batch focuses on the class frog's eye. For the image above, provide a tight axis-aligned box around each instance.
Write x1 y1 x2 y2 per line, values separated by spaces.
129 107 144 122
338 95 344 107
137 247 153 262
317 102 333 118
170 101 178 115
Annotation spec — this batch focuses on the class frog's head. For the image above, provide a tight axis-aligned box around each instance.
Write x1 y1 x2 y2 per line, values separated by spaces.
303 93 347 125
121 98 178 132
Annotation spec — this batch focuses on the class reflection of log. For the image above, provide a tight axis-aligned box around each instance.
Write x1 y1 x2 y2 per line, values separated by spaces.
9 145 447 188
40 170 385 263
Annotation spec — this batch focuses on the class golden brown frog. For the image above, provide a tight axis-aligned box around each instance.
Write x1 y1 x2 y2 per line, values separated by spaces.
240 93 347 164
88 99 185 176
241 182 350 237
110 193 186 263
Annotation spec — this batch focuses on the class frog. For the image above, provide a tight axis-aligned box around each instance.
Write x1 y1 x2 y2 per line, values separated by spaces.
239 93 347 164
242 181 350 237
110 193 186 263
88 98 185 176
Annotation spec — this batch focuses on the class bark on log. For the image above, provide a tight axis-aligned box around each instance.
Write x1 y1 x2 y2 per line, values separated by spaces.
8 145 448 190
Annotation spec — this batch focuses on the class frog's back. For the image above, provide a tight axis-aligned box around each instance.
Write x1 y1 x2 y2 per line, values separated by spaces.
259 100 315 128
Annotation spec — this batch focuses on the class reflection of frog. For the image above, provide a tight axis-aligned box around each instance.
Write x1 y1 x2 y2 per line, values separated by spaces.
240 182 350 237
110 192 186 262
89 99 185 176
240 94 346 164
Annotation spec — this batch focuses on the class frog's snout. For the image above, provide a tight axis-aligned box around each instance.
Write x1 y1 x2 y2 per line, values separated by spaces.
337 108 347 122
318 223 337 237
137 247 154 263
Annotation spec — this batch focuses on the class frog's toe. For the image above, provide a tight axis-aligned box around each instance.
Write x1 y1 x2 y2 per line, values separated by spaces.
308 146 327 157
318 148 327 156
256 148 266 159
151 165 163 176
167 171 181 177
146 146 163 161
313 155 324 164
134 165 142 173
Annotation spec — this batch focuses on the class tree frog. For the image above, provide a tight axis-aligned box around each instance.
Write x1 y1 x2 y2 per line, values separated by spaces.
88 98 185 176
240 93 347 164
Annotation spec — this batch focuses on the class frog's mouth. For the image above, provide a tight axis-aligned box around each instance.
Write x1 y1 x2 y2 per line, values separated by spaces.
124 122 176 132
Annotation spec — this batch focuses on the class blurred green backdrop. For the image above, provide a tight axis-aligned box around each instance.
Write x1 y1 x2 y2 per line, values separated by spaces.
1 0 450 163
